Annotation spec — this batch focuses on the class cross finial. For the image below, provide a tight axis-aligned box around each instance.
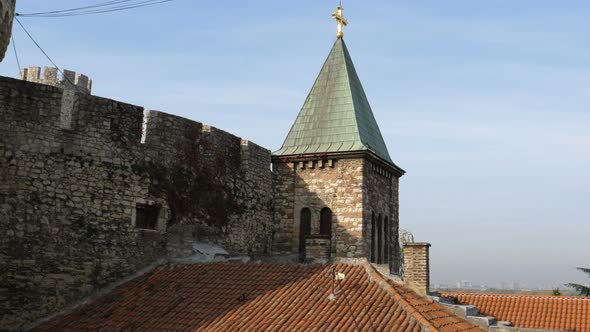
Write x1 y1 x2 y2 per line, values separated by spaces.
332 2 348 39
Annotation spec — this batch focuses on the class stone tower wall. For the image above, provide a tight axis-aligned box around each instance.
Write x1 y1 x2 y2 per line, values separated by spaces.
0 0 15 62
272 156 401 267
0 75 273 329
272 158 365 259
363 160 401 274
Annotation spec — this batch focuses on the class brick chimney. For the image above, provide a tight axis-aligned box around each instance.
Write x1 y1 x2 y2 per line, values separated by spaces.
403 242 431 296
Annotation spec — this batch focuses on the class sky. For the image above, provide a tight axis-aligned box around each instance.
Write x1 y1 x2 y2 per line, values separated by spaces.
2 0 589 288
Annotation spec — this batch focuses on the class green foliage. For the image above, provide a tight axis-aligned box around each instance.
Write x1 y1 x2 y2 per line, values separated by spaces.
565 267 590 296
552 288 561 296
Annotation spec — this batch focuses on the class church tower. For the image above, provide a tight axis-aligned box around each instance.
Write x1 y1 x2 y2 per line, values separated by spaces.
272 4 405 274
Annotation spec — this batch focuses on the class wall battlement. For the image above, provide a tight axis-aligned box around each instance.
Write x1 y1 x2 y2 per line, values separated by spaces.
19 66 93 94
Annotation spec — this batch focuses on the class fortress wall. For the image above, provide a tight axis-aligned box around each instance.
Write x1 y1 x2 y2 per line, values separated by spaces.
142 112 274 256
232 140 274 254
0 75 274 329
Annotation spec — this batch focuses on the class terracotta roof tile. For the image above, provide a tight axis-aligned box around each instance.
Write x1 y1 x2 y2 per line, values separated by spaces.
33 262 482 331
441 292 590 332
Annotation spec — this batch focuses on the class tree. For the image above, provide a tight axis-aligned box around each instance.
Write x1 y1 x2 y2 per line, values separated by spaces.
565 267 590 296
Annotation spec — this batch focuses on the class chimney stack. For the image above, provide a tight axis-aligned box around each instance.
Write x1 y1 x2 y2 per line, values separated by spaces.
403 242 431 296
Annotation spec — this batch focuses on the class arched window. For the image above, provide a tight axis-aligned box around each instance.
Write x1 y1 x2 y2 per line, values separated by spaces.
377 214 383 264
299 208 311 262
370 212 376 263
320 207 332 236
384 216 389 262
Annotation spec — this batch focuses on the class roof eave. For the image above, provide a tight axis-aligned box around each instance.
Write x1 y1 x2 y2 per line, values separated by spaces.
272 149 406 177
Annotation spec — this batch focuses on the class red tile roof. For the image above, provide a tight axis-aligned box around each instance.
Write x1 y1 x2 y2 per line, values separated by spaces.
441 292 590 332
33 262 483 332
387 282 482 332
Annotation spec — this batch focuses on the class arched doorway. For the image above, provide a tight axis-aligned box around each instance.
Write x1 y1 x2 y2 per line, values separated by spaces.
299 208 311 262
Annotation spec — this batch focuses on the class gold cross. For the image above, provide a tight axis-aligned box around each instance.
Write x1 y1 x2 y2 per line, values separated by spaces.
332 3 348 39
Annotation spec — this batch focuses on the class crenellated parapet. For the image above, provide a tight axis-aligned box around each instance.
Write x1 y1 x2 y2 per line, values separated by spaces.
19 66 93 94
0 0 16 62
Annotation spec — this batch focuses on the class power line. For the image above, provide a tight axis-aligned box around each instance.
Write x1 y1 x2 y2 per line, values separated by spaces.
337 279 362 332
11 35 21 72
16 0 135 16
17 0 173 18
14 17 82 94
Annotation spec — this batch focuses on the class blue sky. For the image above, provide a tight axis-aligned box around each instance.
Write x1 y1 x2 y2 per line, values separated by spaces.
2 0 589 288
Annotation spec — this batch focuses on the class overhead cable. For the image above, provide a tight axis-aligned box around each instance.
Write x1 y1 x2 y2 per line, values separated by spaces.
17 0 173 18
11 35 21 72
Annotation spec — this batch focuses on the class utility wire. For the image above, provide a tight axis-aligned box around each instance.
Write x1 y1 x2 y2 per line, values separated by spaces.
14 17 83 93
16 0 135 16
337 279 362 332
11 35 21 72
352 283 377 332
17 0 173 18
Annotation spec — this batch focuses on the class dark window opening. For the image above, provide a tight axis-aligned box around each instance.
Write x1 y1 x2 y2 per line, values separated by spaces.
299 208 311 262
384 216 389 263
319 207 332 236
135 205 159 230
377 214 383 264
370 212 376 263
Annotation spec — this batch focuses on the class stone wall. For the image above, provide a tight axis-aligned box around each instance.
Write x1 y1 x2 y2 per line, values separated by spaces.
403 242 431 296
363 159 401 274
0 75 273 330
19 67 93 95
272 155 402 266
305 236 331 262
272 157 365 259
0 0 15 62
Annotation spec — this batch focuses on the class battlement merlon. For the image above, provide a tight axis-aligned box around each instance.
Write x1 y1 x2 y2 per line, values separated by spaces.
19 66 93 95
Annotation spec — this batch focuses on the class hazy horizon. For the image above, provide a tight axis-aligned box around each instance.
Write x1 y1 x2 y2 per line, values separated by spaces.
2 0 588 287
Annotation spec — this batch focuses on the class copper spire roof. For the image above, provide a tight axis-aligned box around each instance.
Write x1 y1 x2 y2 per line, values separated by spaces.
274 38 397 166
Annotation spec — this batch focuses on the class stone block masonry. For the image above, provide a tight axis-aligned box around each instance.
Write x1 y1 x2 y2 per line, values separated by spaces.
272 155 402 272
403 242 431 296
272 158 365 259
0 75 273 330
19 66 92 95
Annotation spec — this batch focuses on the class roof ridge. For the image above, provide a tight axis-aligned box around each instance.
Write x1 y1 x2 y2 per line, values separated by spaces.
339 39 364 147
361 262 442 332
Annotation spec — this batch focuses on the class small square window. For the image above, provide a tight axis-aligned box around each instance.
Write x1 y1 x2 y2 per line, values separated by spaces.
135 205 159 230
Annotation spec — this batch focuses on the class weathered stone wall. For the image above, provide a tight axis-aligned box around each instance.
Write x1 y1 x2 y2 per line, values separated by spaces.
305 236 331 262
272 158 365 259
0 0 15 62
363 160 401 274
0 75 273 329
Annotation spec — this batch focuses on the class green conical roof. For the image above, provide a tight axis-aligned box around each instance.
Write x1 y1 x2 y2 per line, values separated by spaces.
274 38 394 164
